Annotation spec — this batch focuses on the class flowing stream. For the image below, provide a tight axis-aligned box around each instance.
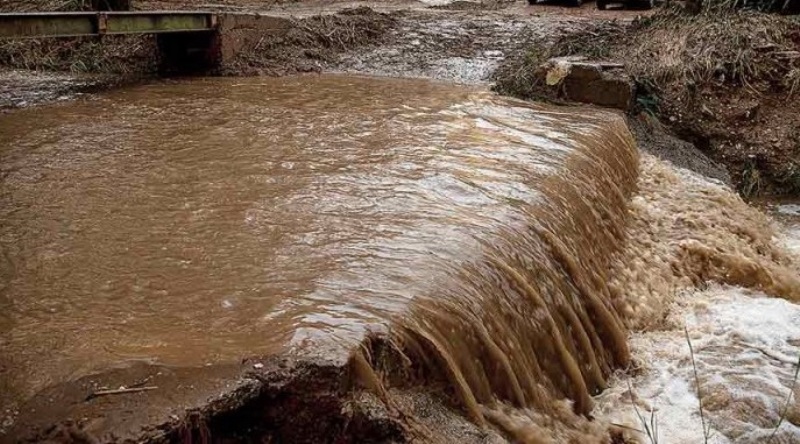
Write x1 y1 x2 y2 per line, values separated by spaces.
1 75 798 443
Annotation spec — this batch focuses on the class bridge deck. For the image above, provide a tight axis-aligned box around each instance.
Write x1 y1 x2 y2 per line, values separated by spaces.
0 11 218 39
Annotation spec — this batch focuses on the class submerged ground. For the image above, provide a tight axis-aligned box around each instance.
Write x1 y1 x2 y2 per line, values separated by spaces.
1 1 799 443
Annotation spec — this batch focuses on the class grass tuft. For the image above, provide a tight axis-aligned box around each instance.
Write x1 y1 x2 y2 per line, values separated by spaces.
627 380 659 444
684 327 713 444
768 354 800 442
0 35 159 75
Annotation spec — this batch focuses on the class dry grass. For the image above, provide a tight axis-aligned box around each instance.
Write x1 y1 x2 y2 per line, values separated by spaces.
0 35 159 75
222 7 396 76
494 6 800 101
289 7 395 52
627 380 659 444
0 0 131 11
769 354 800 442
0 0 93 12
697 0 800 13
684 328 713 444
621 8 798 94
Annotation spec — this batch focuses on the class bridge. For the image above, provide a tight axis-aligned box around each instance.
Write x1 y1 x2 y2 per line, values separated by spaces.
0 11 290 73
0 11 218 39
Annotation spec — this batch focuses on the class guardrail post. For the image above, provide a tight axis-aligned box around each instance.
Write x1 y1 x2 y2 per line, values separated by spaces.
97 13 108 35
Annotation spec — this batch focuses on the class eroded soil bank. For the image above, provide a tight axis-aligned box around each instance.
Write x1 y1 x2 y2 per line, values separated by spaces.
494 5 800 196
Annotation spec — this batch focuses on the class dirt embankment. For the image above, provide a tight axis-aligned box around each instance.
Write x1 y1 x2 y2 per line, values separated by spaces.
494 6 800 197
221 7 397 75
0 4 396 111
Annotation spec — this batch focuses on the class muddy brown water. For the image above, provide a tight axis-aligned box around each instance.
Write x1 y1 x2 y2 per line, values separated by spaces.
0 74 640 439
4 74 797 443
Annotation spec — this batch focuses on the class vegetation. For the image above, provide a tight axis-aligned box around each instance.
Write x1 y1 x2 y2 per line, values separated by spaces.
0 35 158 74
0 0 130 12
689 0 800 14
494 5 800 196
495 5 800 102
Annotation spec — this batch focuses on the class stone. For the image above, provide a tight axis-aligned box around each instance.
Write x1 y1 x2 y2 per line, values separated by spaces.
539 56 635 111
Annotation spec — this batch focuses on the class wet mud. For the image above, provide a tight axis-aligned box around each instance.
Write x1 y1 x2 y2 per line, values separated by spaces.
330 10 552 83
0 69 111 113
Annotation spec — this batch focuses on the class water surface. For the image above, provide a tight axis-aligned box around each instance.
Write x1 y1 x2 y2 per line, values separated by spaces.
0 75 627 412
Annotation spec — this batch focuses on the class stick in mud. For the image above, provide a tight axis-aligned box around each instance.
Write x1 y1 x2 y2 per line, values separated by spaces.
87 386 158 400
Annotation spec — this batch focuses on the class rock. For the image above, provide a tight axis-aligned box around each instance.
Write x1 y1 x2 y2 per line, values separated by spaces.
701 104 716 120
538 56 634 111
735 102 760 121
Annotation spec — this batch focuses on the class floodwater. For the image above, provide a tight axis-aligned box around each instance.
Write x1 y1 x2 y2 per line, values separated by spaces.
594 162 800 443
0 75 636 433
1 75 798 443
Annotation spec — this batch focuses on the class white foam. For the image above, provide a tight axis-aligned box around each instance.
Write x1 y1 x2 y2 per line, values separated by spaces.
595 284 800 443
786 227 800 256
777 204 800 216
592 155 800 443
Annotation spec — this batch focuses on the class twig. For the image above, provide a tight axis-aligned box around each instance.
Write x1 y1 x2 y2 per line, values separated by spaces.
685 327 711 444
627 380 658 444
650 399 659 443
253 36 266 52
768 354 800 442
610 422 644 434
87 386 158 399
128 374 156 388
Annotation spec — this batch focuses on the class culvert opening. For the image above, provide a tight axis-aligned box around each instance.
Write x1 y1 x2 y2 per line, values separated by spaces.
157 31 221 75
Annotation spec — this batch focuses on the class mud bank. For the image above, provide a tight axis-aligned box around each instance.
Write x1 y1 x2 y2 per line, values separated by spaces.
5 355 401 443
493 6 800 197
0 69 118 113
5 343 502 443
